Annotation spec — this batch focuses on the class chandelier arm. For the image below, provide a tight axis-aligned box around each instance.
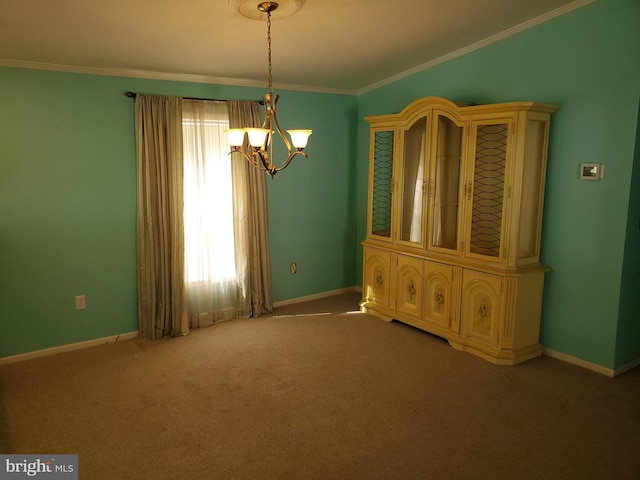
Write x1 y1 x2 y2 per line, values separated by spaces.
268 95 294 156
273 149 308 173
230 147 261 169
254 149 273 173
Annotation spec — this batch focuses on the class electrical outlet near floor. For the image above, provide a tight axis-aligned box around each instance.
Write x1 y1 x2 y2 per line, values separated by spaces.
75 295 86 310
290 262 297 274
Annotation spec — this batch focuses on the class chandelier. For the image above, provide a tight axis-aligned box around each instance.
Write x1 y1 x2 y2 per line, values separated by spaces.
225 2 312 178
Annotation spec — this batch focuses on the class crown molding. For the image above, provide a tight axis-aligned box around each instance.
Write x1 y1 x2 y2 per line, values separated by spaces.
357 0 596 95
0 59 356 96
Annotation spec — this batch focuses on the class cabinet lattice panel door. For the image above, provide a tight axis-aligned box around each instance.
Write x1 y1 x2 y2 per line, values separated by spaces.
469 122 510 259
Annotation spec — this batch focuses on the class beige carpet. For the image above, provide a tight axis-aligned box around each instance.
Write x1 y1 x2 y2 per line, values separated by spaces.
1 291 639 479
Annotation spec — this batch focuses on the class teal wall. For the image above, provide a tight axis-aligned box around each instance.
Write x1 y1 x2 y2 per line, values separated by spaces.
0 71 138 357
0 68 357 357
265 91 359 301
616 100 640 368
356 0 640 370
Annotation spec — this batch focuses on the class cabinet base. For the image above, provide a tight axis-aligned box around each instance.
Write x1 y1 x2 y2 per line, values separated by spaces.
448 339 542 366
360 304 393 322
361 302 542 366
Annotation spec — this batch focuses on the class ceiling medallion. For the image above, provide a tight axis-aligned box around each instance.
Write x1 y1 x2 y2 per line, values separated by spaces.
228 0 307 20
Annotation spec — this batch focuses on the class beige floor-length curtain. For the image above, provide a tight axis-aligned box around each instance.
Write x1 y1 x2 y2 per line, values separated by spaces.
134 94 189 340
228 100 273 317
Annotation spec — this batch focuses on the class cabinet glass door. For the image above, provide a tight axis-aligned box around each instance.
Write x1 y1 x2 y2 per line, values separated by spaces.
468 121 510 259
429 113 464 252
370 129 395 238
399 116 427 245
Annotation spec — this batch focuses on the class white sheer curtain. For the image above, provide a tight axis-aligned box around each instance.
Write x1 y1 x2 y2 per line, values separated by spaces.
182 100 238 327
409 131 426 243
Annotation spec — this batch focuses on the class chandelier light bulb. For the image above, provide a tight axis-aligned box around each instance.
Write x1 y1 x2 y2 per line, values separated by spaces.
287 130 312 149
246 128 270 147
225 128 246 147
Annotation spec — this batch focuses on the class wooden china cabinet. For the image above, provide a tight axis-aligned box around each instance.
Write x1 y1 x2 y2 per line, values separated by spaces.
361 97 557 365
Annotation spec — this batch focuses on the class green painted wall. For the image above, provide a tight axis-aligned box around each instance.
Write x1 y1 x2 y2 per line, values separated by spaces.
265 91 359 302
616 100 640 368
0 68 357 357
1 70 136 357
356 0 640 369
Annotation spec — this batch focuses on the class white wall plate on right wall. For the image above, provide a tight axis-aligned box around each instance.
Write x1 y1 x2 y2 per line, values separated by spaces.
580 163 604 180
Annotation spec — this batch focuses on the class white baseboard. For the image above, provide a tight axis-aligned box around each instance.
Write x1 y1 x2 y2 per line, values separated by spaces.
0 331 139 366
273 286 361 308
3 317 635 379
542 347 615 377
544 349 640 377
0 289 363 365
613 357 640 377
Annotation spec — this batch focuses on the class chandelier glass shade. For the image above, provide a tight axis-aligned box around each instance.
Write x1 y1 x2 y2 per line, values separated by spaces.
225 2 312 178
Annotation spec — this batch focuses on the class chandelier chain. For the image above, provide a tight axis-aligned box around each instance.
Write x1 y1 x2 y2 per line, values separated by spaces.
267 9 273 96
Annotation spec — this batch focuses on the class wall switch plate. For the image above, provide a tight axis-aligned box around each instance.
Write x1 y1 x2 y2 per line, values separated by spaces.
75 295 86 310
580 163 604 180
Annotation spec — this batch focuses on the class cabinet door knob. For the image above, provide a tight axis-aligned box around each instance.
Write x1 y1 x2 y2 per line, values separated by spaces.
376 272 384 286
434 291 444 304
407 279 415 298
479 302 487 317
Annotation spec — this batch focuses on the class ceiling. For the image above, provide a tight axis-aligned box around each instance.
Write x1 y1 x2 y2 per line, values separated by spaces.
0 0 587 94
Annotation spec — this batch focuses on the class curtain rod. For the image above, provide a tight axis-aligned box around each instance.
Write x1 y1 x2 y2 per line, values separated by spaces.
125 91 264 105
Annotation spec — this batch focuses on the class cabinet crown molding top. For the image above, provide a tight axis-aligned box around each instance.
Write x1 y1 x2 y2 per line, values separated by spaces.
365 96 558 124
